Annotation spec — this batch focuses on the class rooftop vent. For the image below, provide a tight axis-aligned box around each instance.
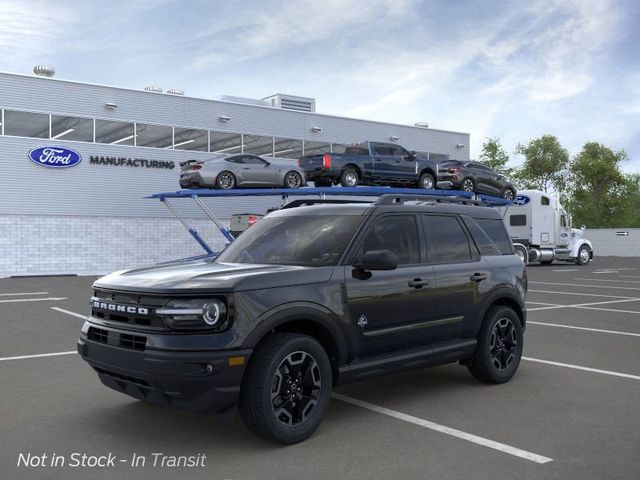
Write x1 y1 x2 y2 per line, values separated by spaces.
262 94 316 113
33 65 55 77
144 85 163 93
167 88 184 96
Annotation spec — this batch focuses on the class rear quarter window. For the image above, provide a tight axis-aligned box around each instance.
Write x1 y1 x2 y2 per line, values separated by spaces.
474 218 513 254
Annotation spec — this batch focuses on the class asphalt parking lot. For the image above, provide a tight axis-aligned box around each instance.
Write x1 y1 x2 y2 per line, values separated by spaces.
1 257 639 480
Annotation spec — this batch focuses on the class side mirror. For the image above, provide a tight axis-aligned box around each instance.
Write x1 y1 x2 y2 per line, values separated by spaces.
581 225 586 231
354 249 398 271
405 151 417 161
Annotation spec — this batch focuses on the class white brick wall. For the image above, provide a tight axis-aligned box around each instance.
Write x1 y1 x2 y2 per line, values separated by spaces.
0 214 230 277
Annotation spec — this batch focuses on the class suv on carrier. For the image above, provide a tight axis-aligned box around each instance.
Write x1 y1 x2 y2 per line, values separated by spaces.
78 195 527 444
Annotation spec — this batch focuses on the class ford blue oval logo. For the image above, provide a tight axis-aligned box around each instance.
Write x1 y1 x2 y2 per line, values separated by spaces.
514 195 530 206
28 146 82 168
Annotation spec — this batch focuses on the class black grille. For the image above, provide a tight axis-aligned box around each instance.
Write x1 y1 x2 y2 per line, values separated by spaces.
87 327 108 344
119 333 147 351
90 289 168 331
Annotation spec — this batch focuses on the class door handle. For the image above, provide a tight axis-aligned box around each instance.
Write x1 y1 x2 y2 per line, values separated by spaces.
408 278 429 289
470 272 488 282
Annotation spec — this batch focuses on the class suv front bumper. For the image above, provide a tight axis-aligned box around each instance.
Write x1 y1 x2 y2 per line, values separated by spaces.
77 323 251 417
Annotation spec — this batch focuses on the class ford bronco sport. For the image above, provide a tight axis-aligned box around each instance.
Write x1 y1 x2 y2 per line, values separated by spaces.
78 194 527 444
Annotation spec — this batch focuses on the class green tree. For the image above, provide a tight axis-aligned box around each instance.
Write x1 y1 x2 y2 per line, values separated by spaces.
565 142 631 228
514 135 569 192
478 137 512 175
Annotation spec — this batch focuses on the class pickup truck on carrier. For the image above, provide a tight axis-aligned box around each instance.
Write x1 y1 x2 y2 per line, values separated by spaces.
298 141 442 189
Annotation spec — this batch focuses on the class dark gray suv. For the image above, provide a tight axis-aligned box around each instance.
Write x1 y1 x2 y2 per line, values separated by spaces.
78 194 527 444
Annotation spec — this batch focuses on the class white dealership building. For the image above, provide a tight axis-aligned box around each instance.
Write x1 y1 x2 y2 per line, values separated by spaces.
0 69 470 277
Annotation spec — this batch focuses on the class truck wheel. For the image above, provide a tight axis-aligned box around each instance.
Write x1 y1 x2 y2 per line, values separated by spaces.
239 333 332 444
576 245 591 265
514 245 528 264
467 306 523 384
418 172 435 189
340 169 359 187
462 178 475 192
284 171 303 189
216 171 236 189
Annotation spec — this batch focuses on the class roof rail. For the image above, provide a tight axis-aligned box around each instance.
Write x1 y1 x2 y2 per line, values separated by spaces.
281 199 373 209
374 194 485 206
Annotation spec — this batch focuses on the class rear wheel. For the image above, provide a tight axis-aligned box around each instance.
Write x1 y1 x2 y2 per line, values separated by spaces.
462 177 475 192
467 306 523 384
340 169 359 187
239 333 332 444
418 172 435 189
502 187 515 200
576 245 591 265
216 171 236 189
284 171 303 189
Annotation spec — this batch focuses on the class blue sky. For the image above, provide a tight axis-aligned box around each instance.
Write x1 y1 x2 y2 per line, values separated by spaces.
2 0 639 171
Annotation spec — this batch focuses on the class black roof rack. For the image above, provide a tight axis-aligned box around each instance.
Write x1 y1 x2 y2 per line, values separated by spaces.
374 194 485 206
281 199 373 209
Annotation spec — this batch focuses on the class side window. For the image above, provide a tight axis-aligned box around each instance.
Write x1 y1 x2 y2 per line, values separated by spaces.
373 144 393 156
390 145 408 157
226 156 243 164
510 215 526 226
475 218 513 254
359 216 420 265
464 219 501 256
541 196 550 206
422 215 472 263
561 215 567 227
243 155 267 165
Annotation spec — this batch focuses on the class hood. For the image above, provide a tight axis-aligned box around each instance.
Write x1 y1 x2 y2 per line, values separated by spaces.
93 260 334 295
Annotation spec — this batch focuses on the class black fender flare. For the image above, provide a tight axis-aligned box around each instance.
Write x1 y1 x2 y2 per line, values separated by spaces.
242 302 350 366
474 287 526 336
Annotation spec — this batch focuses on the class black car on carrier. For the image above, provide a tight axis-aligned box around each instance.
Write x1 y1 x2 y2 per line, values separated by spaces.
438 160 517 199
77 194 527 444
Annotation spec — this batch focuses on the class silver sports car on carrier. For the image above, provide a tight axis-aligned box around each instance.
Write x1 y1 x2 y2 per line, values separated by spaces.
179 154 307 189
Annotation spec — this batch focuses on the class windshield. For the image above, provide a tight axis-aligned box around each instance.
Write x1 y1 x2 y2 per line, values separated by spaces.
216 215 363 266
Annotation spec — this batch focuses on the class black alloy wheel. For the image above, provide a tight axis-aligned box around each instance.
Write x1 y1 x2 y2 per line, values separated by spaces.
239 333 332 444
489 317 518 371
216 171 236 189
462 178 475 192
284 171 303 189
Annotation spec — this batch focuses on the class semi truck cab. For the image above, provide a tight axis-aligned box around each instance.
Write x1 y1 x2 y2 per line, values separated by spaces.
502 190 593 265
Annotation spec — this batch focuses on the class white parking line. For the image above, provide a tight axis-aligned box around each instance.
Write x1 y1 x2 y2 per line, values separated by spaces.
528 321 640 337
526 301 560 306
621 275 640 279
51 307 87 319
529 289 639 299
0 351 76 362
573 278 640 284
0 297 68 304
0 291 49 296
332 393 553 464
523 357 640 381
576 306 640 315
529 281 640 291
552 269 578 272
527 298 640 312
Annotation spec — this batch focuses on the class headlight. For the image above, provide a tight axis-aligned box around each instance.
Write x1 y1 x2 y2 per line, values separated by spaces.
156 298 228 331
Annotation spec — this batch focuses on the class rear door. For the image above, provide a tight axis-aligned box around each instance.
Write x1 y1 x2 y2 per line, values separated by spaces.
421 214 491 339
371 143 396 181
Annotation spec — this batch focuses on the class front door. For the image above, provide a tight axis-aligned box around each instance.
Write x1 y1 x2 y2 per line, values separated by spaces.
343 214 437 357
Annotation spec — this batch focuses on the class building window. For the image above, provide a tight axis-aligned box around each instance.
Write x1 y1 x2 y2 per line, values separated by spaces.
303 140 330 156
273 137 303 159
95 119 135 145
210 131 243 154
135 123 172 149
244 134 274 156
4 110 49 138
173 127 208 151
51 115 93 142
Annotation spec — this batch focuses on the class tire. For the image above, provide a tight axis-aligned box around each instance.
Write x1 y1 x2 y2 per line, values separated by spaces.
514 245 528 265
467 306 523 384
216 171 236 190
576 245 591 265
462 177 475 192
239 333 332 444
284 171 303 189
340 168 359 187
418 172 435 190
502 187 515 200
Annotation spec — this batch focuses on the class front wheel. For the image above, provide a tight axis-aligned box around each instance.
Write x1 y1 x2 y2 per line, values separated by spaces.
576 245 591 265
284 171 303 189
503 187 515 200
216 171 236 189
462 177 475 192
418 172 435 189
467 306 523 384
239 333 332 444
